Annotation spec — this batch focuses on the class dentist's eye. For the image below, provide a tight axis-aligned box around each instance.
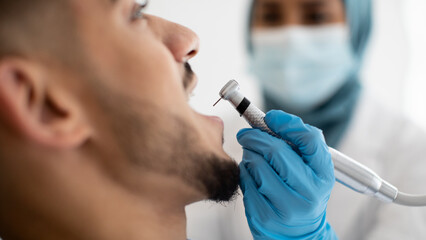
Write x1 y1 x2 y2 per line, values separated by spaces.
131 0 149 20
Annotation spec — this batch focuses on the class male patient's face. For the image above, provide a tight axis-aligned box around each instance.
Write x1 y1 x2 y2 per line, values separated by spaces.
67 0 239 202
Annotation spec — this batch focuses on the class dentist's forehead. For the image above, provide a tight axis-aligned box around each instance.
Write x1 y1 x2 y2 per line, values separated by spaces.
256 0 334 5
109 0 145 5
257 0 333 4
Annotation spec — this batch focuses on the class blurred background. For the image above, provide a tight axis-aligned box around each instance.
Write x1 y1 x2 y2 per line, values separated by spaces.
146 0 426 239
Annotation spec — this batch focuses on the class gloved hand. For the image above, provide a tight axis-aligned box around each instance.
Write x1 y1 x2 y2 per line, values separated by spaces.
238 110 337 240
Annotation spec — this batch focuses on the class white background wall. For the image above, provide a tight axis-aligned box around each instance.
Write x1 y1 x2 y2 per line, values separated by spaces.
145 1 426 240
363 0 426 128
403 0 426 128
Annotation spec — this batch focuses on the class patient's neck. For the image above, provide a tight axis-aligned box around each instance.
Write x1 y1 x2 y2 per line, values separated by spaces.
0 161 193 240
1 195 188 240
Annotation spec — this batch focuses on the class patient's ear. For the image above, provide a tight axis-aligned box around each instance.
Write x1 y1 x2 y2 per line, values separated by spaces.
0 58 91 149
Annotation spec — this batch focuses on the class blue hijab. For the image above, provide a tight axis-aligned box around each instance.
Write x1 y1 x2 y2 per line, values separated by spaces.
248 0 373 147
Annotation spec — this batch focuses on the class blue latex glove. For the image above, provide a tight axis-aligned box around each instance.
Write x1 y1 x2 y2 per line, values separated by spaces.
238 110 337 240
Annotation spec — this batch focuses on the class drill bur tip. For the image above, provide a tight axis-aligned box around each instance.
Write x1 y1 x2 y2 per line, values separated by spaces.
213 97 222 107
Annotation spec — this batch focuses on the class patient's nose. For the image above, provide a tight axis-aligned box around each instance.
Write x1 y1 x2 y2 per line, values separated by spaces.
151 16 200 63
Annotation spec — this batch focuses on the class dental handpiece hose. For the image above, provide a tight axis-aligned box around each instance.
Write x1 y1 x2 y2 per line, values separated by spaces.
216 80 426 206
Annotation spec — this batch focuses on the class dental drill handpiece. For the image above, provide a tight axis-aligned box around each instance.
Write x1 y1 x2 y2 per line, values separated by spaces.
215 80 411 205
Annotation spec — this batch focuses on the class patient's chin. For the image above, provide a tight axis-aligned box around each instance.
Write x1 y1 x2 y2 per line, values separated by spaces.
195 155 240 203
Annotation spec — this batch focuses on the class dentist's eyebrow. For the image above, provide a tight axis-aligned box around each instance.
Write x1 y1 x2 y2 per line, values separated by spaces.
300 0 329 8
262 1 281 9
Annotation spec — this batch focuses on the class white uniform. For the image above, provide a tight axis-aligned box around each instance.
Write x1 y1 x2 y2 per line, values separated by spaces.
327 92 426 239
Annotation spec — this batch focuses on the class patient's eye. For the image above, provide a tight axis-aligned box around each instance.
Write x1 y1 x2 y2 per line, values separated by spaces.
131 0 149 20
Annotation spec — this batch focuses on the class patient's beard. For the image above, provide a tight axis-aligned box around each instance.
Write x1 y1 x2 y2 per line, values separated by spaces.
96 92 239 202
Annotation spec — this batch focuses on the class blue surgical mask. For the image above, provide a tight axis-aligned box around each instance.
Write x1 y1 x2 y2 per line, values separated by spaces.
250 24 356 113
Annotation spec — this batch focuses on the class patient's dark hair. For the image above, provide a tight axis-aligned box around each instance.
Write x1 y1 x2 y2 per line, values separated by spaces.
0 0 80 64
